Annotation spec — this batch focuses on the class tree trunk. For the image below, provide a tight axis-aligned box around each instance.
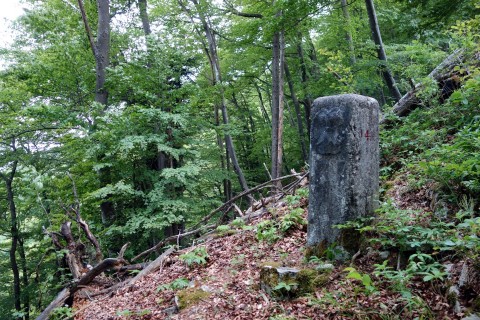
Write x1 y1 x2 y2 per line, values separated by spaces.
271 26 285 187
296 34 313 137
138 0 151 36
0 162 22 319
284 61 307 163
392 49 464 117
94 0 110 106
254 82 271 124
185 0 250 195
19 238 30 320
365 0 402 102
78 0 114 224
340 0 356 65
2 161 22 318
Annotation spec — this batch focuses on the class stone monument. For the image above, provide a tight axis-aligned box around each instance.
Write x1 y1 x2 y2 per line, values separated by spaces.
306 94 379 259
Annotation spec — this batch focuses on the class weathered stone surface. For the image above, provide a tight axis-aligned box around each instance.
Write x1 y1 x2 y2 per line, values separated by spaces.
307 94 379 258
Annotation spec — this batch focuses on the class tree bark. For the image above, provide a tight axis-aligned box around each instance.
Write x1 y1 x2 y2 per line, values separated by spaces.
138 0 152 36
365 0 402 102
254 82 271 124
94 0 110 106
183 0 250 195
340 0 356 65
2 160 22 318
296 34 315 137
271 24 285 187
78 0 114 224
284 61 307 163
19 237 30 320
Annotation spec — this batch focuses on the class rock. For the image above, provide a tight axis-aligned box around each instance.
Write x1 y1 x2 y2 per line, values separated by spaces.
175 287 211 310
315 263 334 272
379 251 390 260
447 285 462 314
260 265 330 300
459 262 470 288
162 306 179 316
462 314 480 320
306 94 379 259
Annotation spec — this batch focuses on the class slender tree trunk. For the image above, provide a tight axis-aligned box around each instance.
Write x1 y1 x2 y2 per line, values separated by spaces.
296 35 313 137
19 238 30 320
341 0 356 65
254 82 271 124
271 26 285 186
95 0 110 105
284 61 307 163
187 0 250 194
2 161 22 318
215 105 232 202
78 0 113 224
365 0 402 101
138 0 151 36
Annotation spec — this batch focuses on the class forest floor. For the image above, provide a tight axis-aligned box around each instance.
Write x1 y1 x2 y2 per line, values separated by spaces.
72 179 474 320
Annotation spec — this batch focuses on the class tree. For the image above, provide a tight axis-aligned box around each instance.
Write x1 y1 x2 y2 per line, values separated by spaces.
77 0 116 224
365 0 402 102
178 0 250 197
270 4 285 186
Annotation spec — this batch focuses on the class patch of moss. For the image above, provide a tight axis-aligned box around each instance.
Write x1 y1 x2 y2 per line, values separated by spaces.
176 288 211 310
213 230 238 238
260 266 330 300
260 261 283 268
297 268 330 295
305 241 328 259
339 227 363 255
473 296 480 311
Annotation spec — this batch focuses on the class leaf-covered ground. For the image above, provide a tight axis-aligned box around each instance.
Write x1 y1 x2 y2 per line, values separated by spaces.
73 187 472 320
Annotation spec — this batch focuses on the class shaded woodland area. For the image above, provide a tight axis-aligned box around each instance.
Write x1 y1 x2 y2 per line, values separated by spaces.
0 0 479 319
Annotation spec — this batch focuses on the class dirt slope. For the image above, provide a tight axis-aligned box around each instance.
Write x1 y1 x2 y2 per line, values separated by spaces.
72 189 460 320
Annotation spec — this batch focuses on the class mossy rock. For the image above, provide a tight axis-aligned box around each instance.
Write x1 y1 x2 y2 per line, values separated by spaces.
473 296 480 312
176 288 211 310
260 260 283 268
305 228 366 262
260 265 331 300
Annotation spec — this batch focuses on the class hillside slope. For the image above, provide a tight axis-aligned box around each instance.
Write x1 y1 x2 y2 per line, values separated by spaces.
70 184 472 320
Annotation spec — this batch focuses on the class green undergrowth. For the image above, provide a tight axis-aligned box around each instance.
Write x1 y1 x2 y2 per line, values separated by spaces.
381 53 480 211
256 189 308 243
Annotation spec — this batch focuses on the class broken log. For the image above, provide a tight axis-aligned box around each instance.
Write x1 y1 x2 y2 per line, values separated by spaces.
35 244 129 320
84 246 176 298
392 49 464 117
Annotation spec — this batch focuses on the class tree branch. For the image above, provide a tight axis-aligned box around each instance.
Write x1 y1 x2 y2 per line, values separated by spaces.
77 0 97 57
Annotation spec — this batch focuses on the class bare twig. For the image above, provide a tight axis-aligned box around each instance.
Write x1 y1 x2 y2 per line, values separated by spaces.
189 172 308 232
132 225 214 261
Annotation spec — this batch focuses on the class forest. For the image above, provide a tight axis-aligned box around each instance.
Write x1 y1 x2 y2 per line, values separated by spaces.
0 0 479 319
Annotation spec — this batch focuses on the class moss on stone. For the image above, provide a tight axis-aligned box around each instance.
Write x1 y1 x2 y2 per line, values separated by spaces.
260 266 330 300
297 268 329 295
260 261 283 268
472 296 480 311
339 227 362 255
305 241 328 260
176 288 211 310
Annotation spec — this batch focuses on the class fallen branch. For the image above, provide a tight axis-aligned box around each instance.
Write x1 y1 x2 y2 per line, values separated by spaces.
86 246 176 297
392 49 464 117
189 172 309 232
132 225 214 261
35 244 129 320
